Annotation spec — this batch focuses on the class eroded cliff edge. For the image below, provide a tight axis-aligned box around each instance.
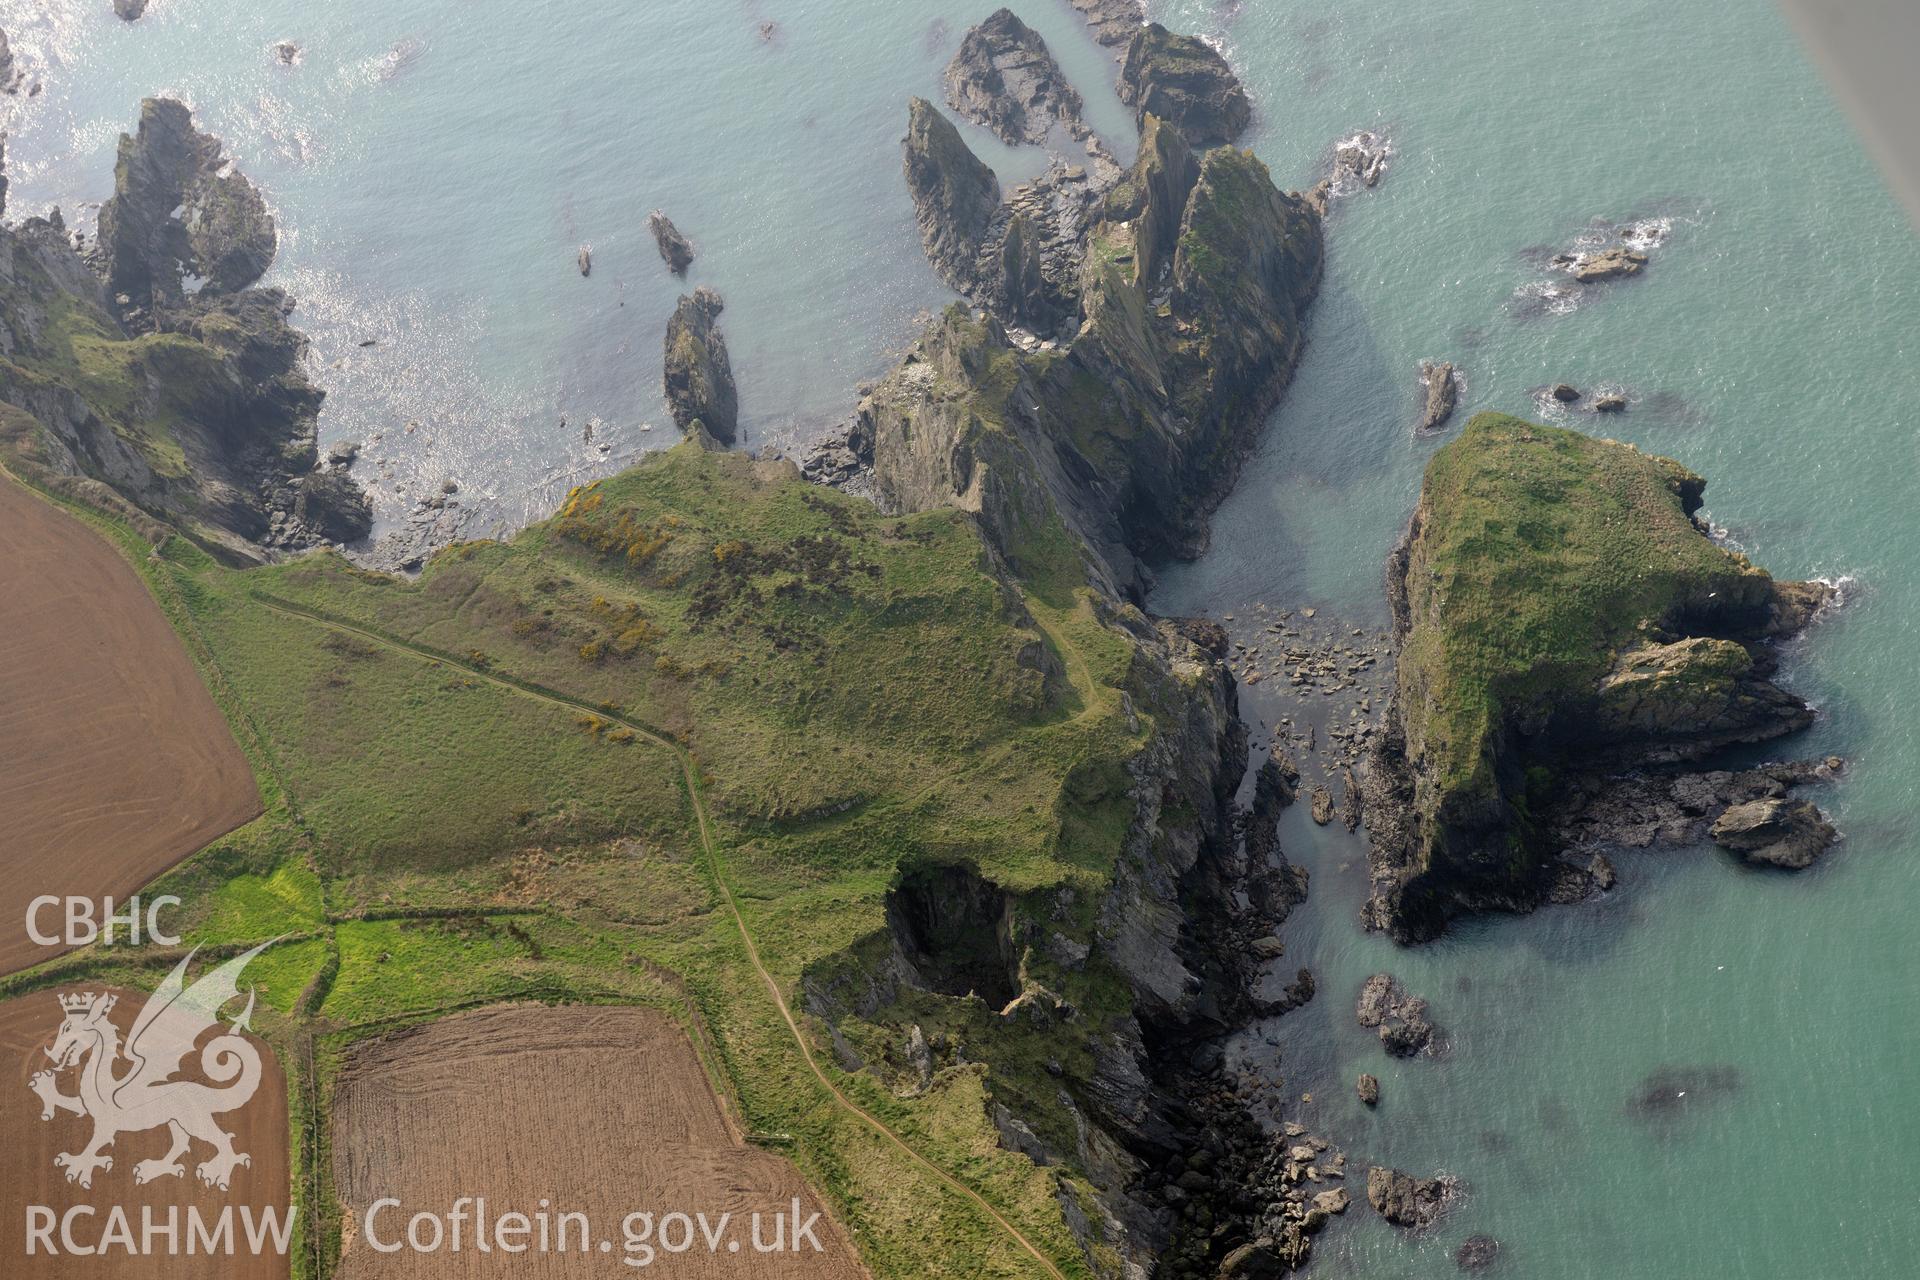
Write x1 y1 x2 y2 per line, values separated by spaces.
799 36 1328 1276
1363 413 1836 942
0 97 368 561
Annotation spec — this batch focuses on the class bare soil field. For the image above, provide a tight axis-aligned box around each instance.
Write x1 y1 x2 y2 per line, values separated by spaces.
0 475 261 976
332 1005 866 1278
0 986 292 1279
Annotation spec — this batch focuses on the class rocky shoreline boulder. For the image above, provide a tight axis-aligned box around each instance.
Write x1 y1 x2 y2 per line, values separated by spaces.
1118 24 1251 147
663 287 738 445
1711 797 1838 868
1364 414 1838 941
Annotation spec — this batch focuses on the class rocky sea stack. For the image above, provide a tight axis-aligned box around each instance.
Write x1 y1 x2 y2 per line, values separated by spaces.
663 287 738 444
0 97 370 558
96 98 278 323
1118 24 1252 147
647 209 694 275
943 8 1090 149
1364 413 1835 941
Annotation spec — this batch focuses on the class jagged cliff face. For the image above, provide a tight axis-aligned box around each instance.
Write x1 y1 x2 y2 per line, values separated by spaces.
0 98 369 559
804 48 1324 1272
1364 415 1830 941
878 111 1322 598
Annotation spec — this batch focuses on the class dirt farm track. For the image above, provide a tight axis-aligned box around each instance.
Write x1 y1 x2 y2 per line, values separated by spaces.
0 475 261 976
0 987 291 1279
332 1004 867 1277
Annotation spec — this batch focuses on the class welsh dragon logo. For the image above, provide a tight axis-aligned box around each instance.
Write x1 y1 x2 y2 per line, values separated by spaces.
27 941 273 1192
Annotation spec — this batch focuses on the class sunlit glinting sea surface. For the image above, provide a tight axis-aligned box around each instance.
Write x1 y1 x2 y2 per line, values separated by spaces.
5 0 1916 1275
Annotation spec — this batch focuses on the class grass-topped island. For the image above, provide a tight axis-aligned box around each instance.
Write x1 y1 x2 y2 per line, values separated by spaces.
1364 413 1836 942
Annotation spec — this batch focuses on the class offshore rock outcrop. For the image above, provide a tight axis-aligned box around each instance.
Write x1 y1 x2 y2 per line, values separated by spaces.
1416 361 1458 432
944 8 1091 149
1363 415 1836 941
114 0 150 21
876 111 1322 597
1118 24 1251 147
94 98 277 326
662 287 738 445
0 100 370 558
1366 1166 1458 1230
647 209 694 275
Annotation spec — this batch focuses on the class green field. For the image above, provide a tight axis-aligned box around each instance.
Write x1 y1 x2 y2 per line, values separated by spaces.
0 437 1188 1279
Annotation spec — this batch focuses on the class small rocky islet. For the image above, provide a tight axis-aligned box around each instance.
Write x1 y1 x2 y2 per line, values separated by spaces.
1364 413 1841 943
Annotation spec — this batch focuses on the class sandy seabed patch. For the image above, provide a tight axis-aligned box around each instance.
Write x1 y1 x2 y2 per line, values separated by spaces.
0 476 261 976
331 1004 867 1278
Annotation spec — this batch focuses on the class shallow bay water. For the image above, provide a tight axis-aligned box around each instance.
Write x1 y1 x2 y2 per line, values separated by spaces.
5 0 1916 1275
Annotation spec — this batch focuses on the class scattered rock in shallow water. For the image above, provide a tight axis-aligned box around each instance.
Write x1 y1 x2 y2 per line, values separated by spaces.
114 0 149 21
1355 973 1437 1057
1556 245 1647 282
1309 785 1334 825
1418 361 1460 432
326 440 362 468
648 210 695 275
1117 23 1251 146
1357 1073 1380 1106
1551 382 1581 402
1456 1235 1501 1272
1587 852 1616 891
1066 0 1147 54
1711 797 1837 869
1365 1166 1455 1229
272 40 301 66
1332 130 1391 190
1592 392 1628 413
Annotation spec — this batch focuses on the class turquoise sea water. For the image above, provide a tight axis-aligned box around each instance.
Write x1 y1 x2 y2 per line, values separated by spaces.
5 0 1915 1275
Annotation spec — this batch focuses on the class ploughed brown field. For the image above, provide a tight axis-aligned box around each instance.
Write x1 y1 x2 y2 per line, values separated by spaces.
0 987 292 1279
332 1005 866 1278
0 475 261 977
